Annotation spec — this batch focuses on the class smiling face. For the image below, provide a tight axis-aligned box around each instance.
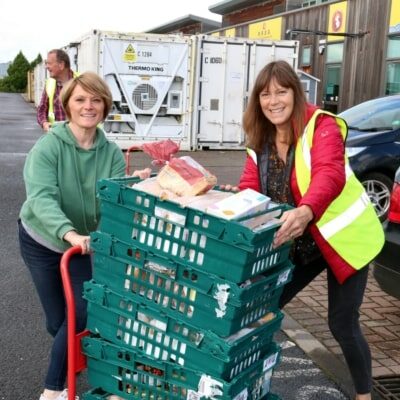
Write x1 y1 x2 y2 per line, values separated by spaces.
259 78 294 131
45 52 64 79
67 84 105 130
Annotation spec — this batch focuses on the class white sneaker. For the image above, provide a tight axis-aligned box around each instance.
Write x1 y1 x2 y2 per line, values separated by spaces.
39 389 79 400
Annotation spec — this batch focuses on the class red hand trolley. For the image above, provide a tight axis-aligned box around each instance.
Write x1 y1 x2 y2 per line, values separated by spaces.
60 245 90 400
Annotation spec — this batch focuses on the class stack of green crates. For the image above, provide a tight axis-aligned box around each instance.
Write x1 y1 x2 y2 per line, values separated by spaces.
82 176 294 400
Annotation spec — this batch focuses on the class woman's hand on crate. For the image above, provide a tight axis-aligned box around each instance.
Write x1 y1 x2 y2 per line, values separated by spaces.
132 168 152 180
63 230 91 254
272 205 314 248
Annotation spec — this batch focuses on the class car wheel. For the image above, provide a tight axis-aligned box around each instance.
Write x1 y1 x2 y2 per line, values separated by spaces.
361 172 393 221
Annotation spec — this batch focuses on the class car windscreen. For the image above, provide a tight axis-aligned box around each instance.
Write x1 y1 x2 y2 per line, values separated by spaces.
339 97 400 133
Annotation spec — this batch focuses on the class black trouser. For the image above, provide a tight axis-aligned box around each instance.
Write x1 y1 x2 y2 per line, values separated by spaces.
279 257 371 395
18 220 92 391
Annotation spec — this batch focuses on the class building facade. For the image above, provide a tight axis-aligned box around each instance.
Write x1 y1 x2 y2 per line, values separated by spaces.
207 0 400 112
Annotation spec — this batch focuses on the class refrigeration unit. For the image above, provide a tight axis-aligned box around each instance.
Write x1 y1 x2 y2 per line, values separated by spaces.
65 30 194 150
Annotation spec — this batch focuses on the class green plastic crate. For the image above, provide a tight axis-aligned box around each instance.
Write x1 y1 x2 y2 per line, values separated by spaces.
90 234 292 337
82 336 281 400
91 231 293 306
86 271 282 338
82 387 281 400
97 177 292 283
85 281 283 380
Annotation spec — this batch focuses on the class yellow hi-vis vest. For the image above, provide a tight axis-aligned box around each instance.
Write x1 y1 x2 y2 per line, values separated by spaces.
295 109 384 269
45 71 79 124
45 78 57 124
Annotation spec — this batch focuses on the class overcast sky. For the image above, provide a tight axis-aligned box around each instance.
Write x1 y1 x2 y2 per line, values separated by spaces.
0 0 221 63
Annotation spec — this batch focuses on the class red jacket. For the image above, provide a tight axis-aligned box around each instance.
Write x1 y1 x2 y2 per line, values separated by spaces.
239 104 356 283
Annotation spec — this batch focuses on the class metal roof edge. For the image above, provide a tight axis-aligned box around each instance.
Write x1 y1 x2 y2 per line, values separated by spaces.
146 14 221 33
208 0 265 15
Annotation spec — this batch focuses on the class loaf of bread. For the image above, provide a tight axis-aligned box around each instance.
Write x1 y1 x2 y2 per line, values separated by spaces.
156 156 217 196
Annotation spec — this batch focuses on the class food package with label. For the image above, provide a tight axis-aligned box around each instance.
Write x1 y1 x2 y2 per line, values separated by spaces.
206 188 271 220
156 156 217 196
132 178 231 207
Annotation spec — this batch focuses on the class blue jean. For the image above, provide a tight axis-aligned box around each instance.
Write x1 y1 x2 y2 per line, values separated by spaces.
279 256 371 394
18 220 92 391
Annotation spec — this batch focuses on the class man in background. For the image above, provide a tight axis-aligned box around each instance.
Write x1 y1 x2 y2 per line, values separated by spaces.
37 49 77 132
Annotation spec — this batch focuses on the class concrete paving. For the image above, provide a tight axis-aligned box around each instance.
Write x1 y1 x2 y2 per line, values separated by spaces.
283 269 400 398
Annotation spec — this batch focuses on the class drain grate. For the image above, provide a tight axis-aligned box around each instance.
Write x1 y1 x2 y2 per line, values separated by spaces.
373 375 400 399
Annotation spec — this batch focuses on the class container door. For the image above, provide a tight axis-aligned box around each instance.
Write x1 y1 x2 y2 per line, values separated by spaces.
194 38 298 150
247 41 298 95
195 37 249 149
34 62 46 106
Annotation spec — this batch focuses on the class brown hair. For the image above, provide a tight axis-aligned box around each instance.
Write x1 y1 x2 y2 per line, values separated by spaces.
243 60 307 152
60 71 113 120
48 49 71 69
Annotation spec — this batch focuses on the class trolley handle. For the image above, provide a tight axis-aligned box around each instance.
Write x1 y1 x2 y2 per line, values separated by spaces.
125 145 143 175
60 245 89 400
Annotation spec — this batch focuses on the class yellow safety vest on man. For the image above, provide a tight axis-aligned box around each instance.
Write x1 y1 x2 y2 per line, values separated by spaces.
45 71 79 124
295 109 384 270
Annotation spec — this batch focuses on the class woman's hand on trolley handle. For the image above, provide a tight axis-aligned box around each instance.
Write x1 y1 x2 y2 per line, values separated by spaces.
64 231 91 255
132 167 152 180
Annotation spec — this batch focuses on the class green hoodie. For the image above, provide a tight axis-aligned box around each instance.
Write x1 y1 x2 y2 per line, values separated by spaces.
20 122 125 252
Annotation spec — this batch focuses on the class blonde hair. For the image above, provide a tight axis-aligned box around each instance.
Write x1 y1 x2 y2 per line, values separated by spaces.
243 60 307 152
60 71 112 120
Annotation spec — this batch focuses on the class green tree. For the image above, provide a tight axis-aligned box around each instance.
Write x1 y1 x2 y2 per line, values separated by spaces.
7 51 30 92
30 53 43 70
0 76 12 92
0 51 30 93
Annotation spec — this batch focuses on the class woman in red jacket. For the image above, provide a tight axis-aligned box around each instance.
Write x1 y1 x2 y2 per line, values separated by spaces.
238 60 382 400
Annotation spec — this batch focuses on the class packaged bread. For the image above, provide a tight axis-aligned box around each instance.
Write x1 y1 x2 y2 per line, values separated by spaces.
156 156 217 196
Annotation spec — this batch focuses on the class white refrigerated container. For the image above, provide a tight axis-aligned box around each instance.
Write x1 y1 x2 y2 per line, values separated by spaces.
192 35 299 150
35 30 299 151
33 61 46 107
65 30 195 150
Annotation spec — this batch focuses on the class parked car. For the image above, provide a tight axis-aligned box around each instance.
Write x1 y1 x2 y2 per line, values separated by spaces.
338 94 400 220
372 166 400 300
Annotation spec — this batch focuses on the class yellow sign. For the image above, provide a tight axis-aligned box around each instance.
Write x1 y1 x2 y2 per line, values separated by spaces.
123 43 137 63
327 1 347 42
249 17 282 40
211 32 220 37
224 28 236 38
389 0 400 33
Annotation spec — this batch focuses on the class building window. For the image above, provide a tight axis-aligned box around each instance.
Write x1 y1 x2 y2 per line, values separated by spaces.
326 42 344 63
301 45 312 66
386 62 400 95
323 42 343 112
325 65 341 102
286 0 334 10
387 36 400 59
385 36 400 95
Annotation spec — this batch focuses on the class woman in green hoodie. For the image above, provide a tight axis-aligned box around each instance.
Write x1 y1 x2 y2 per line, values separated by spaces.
18 72 126 400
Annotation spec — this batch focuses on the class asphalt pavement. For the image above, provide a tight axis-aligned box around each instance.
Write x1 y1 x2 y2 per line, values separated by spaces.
0 92 360 400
